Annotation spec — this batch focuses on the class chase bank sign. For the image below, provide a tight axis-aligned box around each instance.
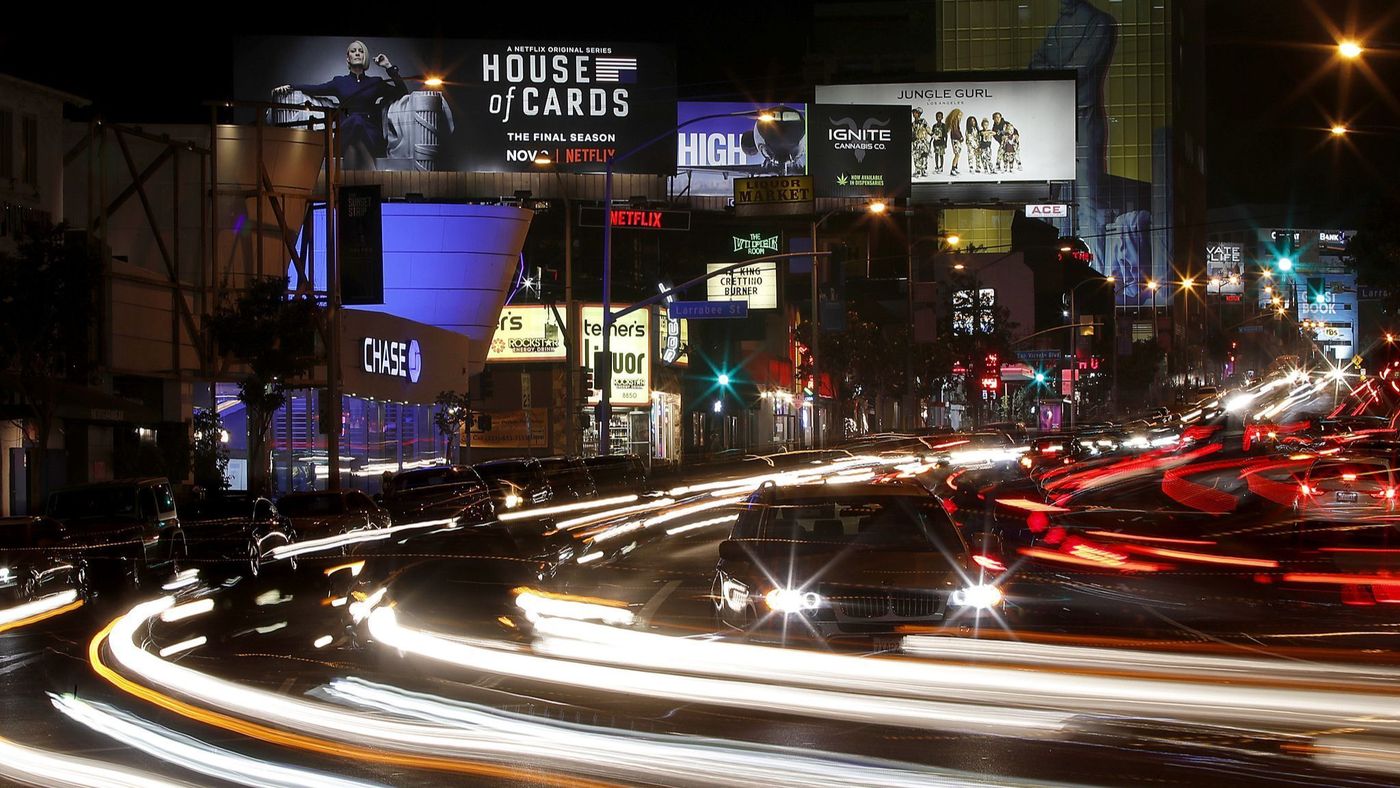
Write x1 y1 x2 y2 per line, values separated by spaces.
362 337 422 384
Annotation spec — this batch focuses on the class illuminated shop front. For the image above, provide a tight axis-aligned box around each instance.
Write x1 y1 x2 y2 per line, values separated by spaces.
217 311 472 494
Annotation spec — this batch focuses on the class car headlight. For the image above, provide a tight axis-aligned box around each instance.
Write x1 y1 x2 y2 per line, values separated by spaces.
765 588 822 614
0 566 11 585
720 578 749 612
950 584 1003 609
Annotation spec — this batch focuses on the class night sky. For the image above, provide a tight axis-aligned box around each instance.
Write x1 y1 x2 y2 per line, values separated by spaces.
4 2 1397 222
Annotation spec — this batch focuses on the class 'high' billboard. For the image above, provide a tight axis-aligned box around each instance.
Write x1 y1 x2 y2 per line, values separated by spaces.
236 36 677 174
675 102 808 197
816 79 1077 185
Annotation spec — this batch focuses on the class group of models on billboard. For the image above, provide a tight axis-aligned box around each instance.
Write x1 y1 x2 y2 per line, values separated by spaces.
912 109 1021 178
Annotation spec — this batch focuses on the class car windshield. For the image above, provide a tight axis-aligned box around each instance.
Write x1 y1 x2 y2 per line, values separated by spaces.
477 462 537 486
276 495 345 516
47 487 139 520
755 493 962 551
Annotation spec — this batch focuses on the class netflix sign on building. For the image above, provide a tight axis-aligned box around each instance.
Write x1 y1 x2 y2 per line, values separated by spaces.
236 37 676 174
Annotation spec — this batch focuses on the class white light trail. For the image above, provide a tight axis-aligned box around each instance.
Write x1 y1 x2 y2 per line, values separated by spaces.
159 598 215 623
51 693 380 788
497 494 639 522
0 731 187 788
158 637 207 658
515 589 635 626
0 590 78 627
665 514 739 536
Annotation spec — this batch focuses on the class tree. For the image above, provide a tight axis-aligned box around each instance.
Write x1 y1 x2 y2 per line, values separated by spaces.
433 390 471 464
0 224 102 511
207 276 321 495
1349 196 1400 316
191 407 230 492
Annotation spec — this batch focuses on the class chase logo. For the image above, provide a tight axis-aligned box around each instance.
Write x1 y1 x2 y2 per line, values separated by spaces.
407 340 422 384
594 57 638 83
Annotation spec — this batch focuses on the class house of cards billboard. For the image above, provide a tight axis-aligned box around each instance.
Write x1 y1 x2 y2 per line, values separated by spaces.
675 102 808 197
236 36 677 174
816 79 1076 185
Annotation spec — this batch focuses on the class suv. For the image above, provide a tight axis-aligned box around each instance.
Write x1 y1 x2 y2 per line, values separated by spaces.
474 458 554 511
1294 457 1397 523
45 478 183 587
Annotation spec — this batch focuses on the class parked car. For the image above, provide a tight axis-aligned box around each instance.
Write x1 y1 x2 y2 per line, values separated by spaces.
712 481 1006 646
180 494 297 577
45 477 183 588
474 458 553 511
536 456 597 501
277 490 391 547
582 454 650 496
381 465 495 526
0 516 88 603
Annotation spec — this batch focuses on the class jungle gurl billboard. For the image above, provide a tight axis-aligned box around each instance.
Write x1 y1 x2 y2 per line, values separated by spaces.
815 79 1077 184
235 36 677 174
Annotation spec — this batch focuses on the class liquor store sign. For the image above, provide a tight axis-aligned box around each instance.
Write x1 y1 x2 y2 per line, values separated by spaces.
580 305 651 406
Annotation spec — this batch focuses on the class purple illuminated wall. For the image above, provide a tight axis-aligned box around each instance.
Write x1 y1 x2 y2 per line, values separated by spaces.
293 202 532 373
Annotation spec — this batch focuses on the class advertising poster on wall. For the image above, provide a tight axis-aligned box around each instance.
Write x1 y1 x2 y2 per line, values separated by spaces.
674 102 808 197
808 103 912 198
580 305 651 406
471 408 549 449
236 36 677 174
486 305 568 362
1205 242 1245 297
817 80 1076 185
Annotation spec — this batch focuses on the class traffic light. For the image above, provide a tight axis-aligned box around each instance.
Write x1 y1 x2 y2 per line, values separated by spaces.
717 373 731 387
476 370 495 399
577 367 594 392
475 413 492 432
1306 277 1327 304
980 352 1001 393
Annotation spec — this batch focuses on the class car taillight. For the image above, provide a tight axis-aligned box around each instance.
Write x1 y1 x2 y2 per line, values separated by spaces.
941 498 959 515
1299 483 1314 496
973 554 1007 572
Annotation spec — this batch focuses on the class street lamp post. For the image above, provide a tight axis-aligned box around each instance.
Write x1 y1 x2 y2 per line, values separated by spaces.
598 110 774 455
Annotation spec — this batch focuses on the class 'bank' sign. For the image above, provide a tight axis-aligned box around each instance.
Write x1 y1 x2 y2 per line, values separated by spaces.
362 337 422 383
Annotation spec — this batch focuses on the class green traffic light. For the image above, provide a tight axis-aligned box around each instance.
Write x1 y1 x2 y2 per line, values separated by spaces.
717 374 730 386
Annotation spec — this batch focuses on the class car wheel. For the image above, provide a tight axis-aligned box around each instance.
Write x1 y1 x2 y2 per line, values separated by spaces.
246 541 261 578
19 570 39 602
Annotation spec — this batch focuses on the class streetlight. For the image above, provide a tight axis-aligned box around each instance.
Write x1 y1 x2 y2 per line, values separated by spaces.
597 108 776 454
1339 40 1364 59
1146 279 1160 342
1331 124 1349 136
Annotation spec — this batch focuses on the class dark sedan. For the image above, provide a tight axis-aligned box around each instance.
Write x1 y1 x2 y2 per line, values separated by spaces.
537 456 597 501
582 454 650 496
277 490 391 541
180 495 296 578
0 517 87 603
713 481 1006 647
382 465 496 527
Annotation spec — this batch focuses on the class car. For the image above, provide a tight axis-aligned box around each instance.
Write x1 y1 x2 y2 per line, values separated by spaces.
45 477 183 588
536 456 597 501
712 481 1007 647
276 490 391 545
381 465 495 526
474 458 554 511
1294 457 1397 524
582 454 650 496
180 494 297 577
0 516 88 603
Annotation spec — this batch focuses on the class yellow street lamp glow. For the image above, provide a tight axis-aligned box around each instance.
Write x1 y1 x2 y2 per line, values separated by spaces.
945 234 960 246
1387 333 1396 343
1146 279 1159 291
868 201 888 214
1331 124 1349 136
533 153 553 165
757 112 776 122
424 76 445 88
953 263 966 270
1105 275 1116 283
1181 278 1195 289
1339 40 1363 59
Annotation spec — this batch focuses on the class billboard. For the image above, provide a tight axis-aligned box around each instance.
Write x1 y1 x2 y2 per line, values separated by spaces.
808 103 913 198
487 305 568 362
675 102 808 197
816 79 1076 185
580 305 650 406
1205 242 1244 297
236 36 677 174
